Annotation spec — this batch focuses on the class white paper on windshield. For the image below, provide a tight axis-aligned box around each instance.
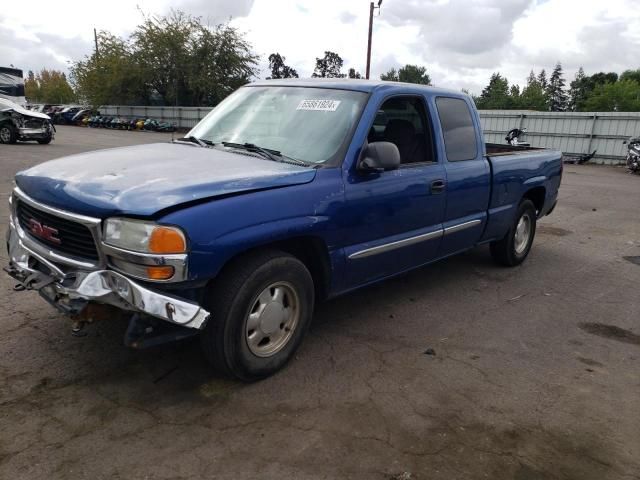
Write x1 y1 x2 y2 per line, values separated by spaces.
296 99 341 111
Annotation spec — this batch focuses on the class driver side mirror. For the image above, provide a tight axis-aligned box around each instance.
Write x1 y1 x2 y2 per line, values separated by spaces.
358 141 401 173
623 140 628 144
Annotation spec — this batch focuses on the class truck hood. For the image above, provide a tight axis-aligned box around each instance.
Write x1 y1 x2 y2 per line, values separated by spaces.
15 143 317 217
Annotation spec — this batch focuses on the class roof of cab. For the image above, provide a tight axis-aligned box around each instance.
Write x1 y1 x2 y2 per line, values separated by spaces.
249 78 466 97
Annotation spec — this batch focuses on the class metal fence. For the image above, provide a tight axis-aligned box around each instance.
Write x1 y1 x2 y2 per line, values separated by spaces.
100 105 639 165
99 105 211 129
478 110 640 165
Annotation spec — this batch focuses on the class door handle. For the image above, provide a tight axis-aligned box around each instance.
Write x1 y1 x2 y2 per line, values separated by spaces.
430 179 446 194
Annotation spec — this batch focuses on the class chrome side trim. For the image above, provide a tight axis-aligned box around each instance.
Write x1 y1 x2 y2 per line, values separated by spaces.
443 219 482 236
348 219 484 260
348 229 442 260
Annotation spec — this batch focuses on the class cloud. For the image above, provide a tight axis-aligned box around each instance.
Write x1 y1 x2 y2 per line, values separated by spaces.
3 0 640 96
385 0 533 55
175 0 255 23
0 23 92 75
338 11 357 24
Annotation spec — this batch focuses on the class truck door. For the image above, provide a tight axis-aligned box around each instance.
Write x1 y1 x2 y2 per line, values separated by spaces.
342 95 446 287
433 96 490 257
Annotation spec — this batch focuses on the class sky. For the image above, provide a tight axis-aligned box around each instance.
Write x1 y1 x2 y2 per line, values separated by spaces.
1 0 639 95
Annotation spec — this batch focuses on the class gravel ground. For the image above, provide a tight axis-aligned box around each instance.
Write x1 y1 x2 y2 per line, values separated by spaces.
0 126 639 480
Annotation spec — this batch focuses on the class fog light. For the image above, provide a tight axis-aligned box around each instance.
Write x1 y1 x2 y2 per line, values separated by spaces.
146 265 175 280
109 257 175 281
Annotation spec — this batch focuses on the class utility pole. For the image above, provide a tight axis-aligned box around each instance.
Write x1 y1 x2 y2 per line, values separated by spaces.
94 28 100 58
365 0 383 80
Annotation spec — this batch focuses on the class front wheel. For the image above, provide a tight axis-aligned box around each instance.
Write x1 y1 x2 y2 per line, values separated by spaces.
0 124 17 144
200 250 314 381
490 199 537 267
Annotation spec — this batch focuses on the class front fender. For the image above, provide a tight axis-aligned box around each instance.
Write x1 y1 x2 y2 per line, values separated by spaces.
159 168 345 282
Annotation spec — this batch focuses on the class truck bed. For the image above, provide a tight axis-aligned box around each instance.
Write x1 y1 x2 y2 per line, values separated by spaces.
485 143 545 156
479 145 563 242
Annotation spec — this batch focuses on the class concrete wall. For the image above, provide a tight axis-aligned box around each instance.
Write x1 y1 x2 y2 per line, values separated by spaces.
99 105 640 165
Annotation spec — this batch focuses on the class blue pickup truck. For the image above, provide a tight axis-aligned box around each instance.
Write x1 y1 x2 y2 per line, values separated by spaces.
5 80 562 380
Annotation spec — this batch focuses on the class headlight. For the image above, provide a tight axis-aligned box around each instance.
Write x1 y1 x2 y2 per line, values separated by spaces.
104 218 187 254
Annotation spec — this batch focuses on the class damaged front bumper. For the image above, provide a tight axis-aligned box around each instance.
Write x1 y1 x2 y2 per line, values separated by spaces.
5 219 210 330
18 126 53 140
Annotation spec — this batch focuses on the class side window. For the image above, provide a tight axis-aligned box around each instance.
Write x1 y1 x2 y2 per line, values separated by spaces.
369 96 435 164
435 97 478 162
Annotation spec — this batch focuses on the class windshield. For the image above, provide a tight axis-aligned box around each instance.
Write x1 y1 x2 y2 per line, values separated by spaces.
188 86 367 164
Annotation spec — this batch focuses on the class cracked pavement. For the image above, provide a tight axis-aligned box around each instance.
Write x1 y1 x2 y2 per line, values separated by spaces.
0 127 639 479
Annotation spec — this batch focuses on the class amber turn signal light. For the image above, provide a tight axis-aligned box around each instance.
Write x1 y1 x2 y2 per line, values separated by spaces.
148 227 186 254
146 265 175 280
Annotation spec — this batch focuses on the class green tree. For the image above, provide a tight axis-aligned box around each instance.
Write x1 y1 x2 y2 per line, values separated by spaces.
568 67 588 111
537 69 548 90
133 12 257 106
589 72 618 86
547 62 568 111
266 53 298 79
24 70 38 100
475 73 511 109
380 64 431 85
348 68 361 79
71 31 146 105
70 11 258 106
509 84 521 108
380 67 398 81
24 69 76 104
620 69 640 84
520 70 547 110
312 51 345 78
583 80 640 111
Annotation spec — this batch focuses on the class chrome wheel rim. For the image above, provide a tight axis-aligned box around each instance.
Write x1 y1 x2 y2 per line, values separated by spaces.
514 214 531 255
245 282 300 357
0 127 10 143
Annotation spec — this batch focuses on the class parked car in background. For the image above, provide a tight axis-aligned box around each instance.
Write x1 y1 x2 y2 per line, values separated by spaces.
5 80 562 380
71 109 99 125
51 106 84 125
0 97 55 144
45 105 63 116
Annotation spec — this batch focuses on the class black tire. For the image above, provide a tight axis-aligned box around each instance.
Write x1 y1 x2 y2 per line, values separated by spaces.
37 135 52 145
490 199 537 267
200 249 315 381
0 124 17 144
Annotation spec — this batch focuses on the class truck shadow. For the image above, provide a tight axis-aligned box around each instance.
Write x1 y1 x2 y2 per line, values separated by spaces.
68 246 497 393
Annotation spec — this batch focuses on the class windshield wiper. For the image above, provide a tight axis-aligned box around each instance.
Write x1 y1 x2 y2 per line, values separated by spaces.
221 142 308 166
174 136 214 147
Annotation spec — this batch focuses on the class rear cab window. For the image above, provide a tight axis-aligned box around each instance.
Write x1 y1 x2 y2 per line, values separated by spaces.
435 97 478 162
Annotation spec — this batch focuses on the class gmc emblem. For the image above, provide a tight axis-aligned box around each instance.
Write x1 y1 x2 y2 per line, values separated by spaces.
27 218 61 245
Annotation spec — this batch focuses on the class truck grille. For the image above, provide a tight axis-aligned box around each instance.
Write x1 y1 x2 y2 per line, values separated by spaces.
16 200 100 261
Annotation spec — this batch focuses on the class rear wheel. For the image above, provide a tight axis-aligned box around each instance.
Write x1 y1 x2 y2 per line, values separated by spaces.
200 250 314 381
0 124 17 144
490 199 537 266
